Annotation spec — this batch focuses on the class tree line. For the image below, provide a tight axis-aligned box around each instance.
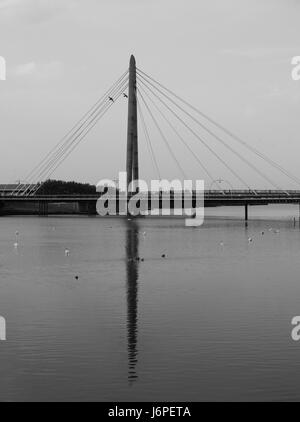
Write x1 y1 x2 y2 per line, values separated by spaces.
37 180 97 195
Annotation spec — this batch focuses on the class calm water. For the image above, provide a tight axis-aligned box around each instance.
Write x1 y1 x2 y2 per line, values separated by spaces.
1 205 300 401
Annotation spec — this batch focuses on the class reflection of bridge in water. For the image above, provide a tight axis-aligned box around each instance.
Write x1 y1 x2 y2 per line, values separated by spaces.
2 55 300 220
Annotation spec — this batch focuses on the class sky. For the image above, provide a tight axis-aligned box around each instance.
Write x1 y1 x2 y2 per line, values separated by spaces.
0 0 300 189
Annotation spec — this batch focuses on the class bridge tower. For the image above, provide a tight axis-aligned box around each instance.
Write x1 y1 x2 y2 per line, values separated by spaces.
126 55 139 193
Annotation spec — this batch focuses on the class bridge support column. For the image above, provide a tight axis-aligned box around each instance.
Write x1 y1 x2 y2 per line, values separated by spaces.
78 201 96 215
87 201 96 215
126 55 139 196
0 201 4 216
244 204 248 222
39 201 48 216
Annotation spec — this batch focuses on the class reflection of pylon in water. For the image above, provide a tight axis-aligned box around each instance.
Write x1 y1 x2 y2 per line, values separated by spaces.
126 221 139 384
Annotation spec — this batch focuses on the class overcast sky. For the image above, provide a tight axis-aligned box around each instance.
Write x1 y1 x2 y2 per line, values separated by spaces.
0 0 300 189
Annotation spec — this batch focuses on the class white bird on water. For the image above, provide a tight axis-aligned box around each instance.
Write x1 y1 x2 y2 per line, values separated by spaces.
65 248 70 257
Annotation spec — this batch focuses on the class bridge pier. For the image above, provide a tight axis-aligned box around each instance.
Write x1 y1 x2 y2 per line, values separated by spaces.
87 201 96 215
0 201 4 216
38 201 48 216
244 204 248 222
78 201 96 215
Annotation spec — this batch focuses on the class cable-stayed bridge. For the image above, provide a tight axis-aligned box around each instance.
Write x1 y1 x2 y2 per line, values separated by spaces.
2 55 300 219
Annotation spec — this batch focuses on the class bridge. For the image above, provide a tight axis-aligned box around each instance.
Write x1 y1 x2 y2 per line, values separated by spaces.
2 190 300 220
2 55 300 220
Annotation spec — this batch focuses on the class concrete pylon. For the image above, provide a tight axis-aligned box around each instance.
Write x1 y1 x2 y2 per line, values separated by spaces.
126 55 139 193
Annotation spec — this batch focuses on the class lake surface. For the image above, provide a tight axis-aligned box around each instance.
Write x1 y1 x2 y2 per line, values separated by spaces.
1 205 300 401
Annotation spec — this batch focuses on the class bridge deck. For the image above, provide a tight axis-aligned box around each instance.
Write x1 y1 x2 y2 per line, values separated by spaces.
1 190 300 206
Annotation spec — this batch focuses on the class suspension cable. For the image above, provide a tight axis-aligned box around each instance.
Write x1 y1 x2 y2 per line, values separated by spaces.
138 85 214 183
137 75 253 191
138 67 300 188
138 88 187 180
137 71 282 191
15 70 129 196
27 81 128 196
137 95 161 180
25 75 129 195
23 78 128 196
25 78 129 195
